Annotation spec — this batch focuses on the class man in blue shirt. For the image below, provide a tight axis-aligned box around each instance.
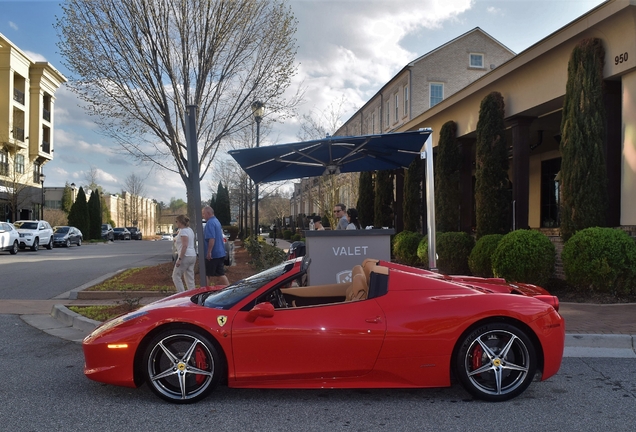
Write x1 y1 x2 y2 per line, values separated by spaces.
202 206 229 286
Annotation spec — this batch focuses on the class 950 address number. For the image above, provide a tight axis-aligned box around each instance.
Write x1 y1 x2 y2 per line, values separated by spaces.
615 52 628 65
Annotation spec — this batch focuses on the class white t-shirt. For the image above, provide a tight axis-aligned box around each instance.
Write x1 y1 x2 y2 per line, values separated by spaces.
346 223 357 230
176 227 196 257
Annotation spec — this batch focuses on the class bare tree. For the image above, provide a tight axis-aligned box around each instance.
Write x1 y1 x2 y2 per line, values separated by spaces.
57 0 301 218
1 149 40 222
124 172 147 226
259 191 291 226
84 166 100 192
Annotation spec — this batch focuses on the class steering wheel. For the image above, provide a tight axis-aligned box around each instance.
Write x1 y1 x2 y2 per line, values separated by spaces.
275 289 288 308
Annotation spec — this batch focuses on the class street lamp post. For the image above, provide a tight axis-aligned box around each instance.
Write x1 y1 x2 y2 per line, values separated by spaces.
251 101 264 237
40 172 46 220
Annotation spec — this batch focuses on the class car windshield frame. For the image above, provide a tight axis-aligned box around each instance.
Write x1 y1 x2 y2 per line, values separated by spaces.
16 222 38 229
203 261 296 310
54 227 69 233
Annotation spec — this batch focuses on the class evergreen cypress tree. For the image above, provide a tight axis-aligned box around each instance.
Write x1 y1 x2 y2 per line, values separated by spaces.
435 120 461 232
88 189 102 240
356 171 374 228
403 159 421 232
559 38 607 241
68 187 90 239
61 182 73 214
475 91 510 239
215 182 231 225
374 170 394 228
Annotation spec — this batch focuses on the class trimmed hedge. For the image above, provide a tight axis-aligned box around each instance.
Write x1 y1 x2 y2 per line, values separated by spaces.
437 232 475 275
469 234 504 277
392 231 423 266
492 230 555 286
282 229 293 240
561 227 636 294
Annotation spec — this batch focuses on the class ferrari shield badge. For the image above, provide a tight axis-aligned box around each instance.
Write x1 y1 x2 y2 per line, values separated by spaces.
217 315 228 327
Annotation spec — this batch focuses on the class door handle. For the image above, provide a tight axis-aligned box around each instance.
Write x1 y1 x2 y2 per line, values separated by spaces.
365 316 381 324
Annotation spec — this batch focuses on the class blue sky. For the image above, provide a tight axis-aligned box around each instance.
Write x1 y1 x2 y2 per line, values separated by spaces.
1 0 606 204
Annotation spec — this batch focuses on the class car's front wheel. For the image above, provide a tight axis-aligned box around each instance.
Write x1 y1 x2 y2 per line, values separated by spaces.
10 240 18 255
66 239 71 248
455 323 537 402
77 238 82 246
143 329 222 404
30 238 39 251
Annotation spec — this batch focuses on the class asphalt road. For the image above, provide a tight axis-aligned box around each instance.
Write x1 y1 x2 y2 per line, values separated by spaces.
1 314 635 432
0 239 173 300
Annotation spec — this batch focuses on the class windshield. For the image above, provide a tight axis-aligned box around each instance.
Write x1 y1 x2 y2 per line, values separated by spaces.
203 261 294 310
54 227 69 233
101 224 108 230
16 222 38 229
114 228 124 232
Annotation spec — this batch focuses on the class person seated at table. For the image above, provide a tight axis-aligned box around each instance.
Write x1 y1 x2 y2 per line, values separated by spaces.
313 215 325 230
346 208 361 230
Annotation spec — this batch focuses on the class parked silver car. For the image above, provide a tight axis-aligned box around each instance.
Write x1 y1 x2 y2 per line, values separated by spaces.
0 222 20 254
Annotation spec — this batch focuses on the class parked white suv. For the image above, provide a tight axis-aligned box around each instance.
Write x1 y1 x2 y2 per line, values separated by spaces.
14 220 54 251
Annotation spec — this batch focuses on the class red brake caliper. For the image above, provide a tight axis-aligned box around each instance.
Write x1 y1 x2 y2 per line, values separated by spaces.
194 345 209 385
471 344 483 374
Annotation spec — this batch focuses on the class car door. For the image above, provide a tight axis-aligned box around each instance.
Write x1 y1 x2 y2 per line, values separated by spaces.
231 299 386 383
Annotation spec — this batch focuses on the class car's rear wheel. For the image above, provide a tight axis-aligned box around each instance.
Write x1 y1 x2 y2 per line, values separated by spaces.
10 240 18 255
143 329 221 404
77 238 82 246
30 238 39 251
46 237 53 250
455 323 536 402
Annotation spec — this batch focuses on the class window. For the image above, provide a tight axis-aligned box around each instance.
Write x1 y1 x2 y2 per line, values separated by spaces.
0 148 8 176
372 112 375 134
386 101 390 126
33 161 41 183
470 53 484 68
394 93 399 121
15 154 25 174
541 158 562 228
430 83 443 107
404 86 409 116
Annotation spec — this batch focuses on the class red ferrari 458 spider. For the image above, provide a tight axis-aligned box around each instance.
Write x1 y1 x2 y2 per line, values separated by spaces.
83 257 564 403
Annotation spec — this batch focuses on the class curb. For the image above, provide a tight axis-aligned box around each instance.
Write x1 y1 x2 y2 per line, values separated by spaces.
563 334 636 358
51 304 101 333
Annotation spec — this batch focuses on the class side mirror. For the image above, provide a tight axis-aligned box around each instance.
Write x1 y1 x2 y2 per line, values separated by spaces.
246 302 275 323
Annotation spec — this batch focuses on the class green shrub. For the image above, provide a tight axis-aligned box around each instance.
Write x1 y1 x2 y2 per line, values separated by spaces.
244 236 286 271
392 231 423 266
223 225 239 240
282 229 293 240
291 233 302 242
417 235 430 269
437 232 475 275
392 231 411 257
561 227 636 294
491 230 555 286
469 234 504 277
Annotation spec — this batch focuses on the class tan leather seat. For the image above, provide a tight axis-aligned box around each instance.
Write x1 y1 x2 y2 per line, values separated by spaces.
351 265 364 281
362 260 378 285
345 273 368 302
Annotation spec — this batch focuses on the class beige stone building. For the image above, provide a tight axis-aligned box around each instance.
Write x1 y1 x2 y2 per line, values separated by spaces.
290 28 514 225
399 0 635 238
0 33 66 222
102 191 156 236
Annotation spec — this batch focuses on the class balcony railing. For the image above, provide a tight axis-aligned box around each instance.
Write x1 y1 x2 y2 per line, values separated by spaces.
41 141 51 154
12 127 25 142
13 88 25 105
43 108 51 122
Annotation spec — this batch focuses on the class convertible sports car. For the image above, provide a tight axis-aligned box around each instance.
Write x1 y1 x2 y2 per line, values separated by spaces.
83 257 564 404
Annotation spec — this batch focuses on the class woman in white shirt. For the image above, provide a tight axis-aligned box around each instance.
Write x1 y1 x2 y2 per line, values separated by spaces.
172 214 197 292
346 208 361 230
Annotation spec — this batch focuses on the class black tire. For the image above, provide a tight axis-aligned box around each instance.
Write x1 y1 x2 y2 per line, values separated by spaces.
10 240 18 255
143 329 221 404
455 322 536 402
77 238 82 246
31 238 39 251
46 237 53 250
66 239 71 248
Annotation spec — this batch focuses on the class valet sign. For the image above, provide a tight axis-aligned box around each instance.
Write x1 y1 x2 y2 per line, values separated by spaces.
332 246 369 256
304 230 394 285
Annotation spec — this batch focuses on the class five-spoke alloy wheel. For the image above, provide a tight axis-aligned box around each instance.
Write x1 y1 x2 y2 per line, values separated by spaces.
455 323 536 402
143 329 221 403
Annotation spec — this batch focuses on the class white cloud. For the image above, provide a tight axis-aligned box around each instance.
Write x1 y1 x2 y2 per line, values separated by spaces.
487 6 502 15
287 0 474 129
23 50 47 62
9 21 18 31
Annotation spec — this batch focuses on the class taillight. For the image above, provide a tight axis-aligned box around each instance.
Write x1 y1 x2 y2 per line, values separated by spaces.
535 295 559 312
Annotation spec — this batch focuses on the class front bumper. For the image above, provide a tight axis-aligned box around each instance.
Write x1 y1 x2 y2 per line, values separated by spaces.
18 235 35 247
